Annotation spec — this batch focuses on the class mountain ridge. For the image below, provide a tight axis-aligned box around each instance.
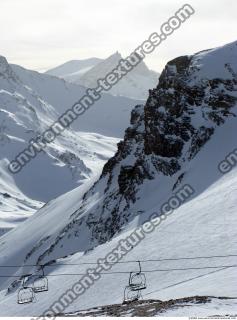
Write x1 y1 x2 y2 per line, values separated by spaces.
45 57 103 81
46 52 160 100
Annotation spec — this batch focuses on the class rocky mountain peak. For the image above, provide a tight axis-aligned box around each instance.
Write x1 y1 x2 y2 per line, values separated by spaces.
0 55 18 83
0 55 9 73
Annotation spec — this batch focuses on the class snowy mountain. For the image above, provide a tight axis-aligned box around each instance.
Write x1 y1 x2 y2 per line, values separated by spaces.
46 52 160 100
11 63 140 137
77 52 159 100
0 56 140 233
0 41 236 316
45 58 102 82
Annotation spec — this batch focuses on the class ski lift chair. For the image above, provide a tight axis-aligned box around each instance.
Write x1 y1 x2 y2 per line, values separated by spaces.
123 286 142 303
129 261 147 291
122 261 146 303
18 275 35 304
33 265 48 293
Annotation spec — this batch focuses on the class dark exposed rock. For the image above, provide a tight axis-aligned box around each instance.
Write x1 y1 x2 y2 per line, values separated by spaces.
2 193 11 198
63 296 235 317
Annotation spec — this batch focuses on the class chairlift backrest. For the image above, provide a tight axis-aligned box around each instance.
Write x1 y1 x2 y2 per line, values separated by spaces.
18 287 35 304
123 260 147 303
18 276 35 304
128 261 147 291
33 276 48 292
130 273 146 289
33 266 48 293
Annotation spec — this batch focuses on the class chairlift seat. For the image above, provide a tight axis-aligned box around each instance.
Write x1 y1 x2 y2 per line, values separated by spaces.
130 282 146 291
129 272 146 291
123 286 141 303
123 261 147 303
33 276 48 293
18 287 35 304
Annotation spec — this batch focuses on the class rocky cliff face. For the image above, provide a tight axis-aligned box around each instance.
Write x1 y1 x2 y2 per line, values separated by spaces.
0 56 18 82
78 47 237 246
26 41 237 264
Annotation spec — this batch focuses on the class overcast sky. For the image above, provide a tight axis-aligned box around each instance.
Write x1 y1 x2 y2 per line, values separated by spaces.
1 0 236 73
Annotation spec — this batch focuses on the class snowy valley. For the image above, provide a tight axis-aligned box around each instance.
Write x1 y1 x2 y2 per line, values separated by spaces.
0 55 141 234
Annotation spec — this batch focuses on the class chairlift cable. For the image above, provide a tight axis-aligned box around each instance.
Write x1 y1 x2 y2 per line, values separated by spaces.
2 264 237 278
1 253 237 268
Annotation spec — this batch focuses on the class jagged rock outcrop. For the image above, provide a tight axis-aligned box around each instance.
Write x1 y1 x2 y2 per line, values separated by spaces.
78 52 236 244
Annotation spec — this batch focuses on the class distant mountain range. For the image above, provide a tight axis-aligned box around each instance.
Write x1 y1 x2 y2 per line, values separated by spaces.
45 57 102 81
46 52 160 100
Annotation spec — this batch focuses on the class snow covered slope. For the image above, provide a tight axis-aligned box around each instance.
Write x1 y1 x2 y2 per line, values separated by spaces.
0 56 140 230
0 41 236 316
11 63 140 137
0 155 236 316
45 58 102 82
